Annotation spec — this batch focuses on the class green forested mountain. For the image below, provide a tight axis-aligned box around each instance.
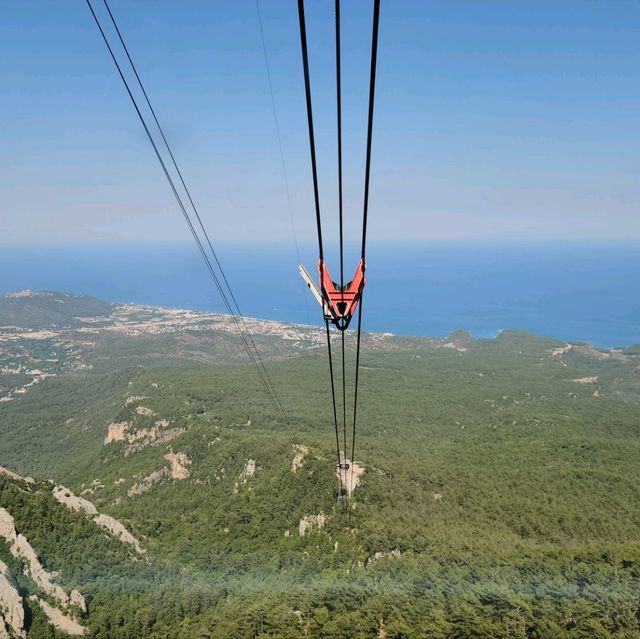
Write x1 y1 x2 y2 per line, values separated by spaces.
1 292 640 638
0 291 112 329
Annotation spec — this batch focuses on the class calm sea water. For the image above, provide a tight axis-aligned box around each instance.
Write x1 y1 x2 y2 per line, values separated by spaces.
1 242 639 348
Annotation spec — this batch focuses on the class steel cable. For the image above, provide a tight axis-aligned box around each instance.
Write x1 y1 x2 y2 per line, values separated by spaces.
86 0 288 422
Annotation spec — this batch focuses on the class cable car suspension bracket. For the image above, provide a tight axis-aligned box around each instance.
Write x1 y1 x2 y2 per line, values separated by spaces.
299 260 365 331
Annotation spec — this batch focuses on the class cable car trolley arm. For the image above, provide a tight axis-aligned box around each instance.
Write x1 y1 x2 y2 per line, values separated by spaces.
299 260 365 331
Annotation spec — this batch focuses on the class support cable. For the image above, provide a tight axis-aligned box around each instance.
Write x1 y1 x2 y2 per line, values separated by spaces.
348 299 364 524
335 0 349 512
360 0 380 261
349 0 381 516
335 0 344 289
297 0 381 516
100 0 287 422
86 0 287 421
297 0 344 499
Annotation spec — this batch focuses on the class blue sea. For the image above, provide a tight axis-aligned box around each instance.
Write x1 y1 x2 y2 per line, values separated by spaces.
1 242 639 348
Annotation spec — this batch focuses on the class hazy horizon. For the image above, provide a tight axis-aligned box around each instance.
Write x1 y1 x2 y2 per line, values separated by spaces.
2 241 639 348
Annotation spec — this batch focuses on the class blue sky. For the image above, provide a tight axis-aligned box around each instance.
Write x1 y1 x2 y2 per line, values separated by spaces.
1 0 639 245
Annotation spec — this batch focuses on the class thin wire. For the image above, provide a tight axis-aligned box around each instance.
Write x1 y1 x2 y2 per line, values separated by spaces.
348 297 364 525
340 333 347 479
297 0 324 261
298 0 345 510
296 0 381 518
86 0 286 421
360 0 380 260
255 0 311 325
335 0 348 508
100 0 287 421
256 0 300 267
335 0 344 290
89 0 279 415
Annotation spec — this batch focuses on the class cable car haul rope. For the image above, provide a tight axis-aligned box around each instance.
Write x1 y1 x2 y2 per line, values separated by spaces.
86 0 380 515
297 0 381 515
86 0 289 423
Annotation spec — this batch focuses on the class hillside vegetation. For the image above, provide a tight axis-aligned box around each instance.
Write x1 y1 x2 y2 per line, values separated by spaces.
0 291 112 329
1 292 640 638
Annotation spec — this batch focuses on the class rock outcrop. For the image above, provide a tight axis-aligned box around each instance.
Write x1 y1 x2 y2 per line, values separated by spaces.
233 459 255 493
291 445 308 473
336 458 365 498
127 468 167 496
164 452 191 480
0 467 34 485
94 515 144 554
298 513 327 537
104 421 128 444
30 597 86 636
0 560 25 638
135 406 156 417
0 507 74 608
0 507 86 635
52 486 144 555
52 486 98 517
104 419 184 455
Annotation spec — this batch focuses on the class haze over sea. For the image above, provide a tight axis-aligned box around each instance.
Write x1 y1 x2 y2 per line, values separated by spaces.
1 242 639 349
